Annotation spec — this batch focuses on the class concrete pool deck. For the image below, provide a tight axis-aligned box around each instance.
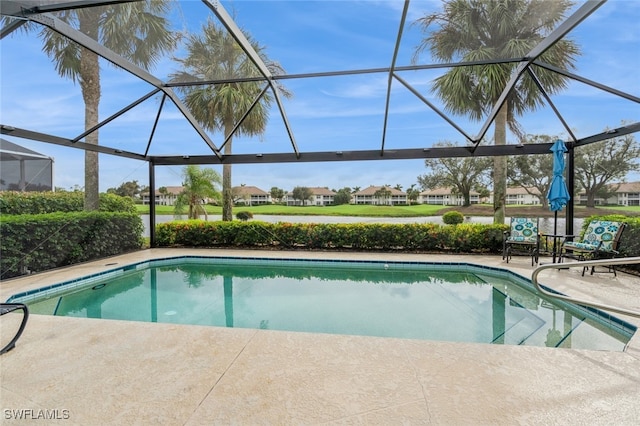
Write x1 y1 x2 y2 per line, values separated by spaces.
1 248 639 425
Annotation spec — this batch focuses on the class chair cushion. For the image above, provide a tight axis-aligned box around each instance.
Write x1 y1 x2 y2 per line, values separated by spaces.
563 241 598 252
581 220 621 252
506 236 536 244
508 218 538 243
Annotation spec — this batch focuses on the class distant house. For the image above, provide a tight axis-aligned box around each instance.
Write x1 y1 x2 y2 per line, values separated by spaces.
284 187 336 206
352 186 407 205
503 187 542 205
577 181 640 206
233 185 271 205
575 190 605 206
609 181 640 206
141 186 183 206
419 187 481 205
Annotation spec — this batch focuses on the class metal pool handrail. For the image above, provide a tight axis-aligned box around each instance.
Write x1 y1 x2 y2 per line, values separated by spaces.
531 257 640 319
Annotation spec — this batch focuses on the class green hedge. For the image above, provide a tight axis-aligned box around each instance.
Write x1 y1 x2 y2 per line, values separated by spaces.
0 191 136 214
1 212 143 279
155 220 507 253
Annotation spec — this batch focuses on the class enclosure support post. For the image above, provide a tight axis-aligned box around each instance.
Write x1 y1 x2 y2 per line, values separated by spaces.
149 160 156 248
566 145 575 238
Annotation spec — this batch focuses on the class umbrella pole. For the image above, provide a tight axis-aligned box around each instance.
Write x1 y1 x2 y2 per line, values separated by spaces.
553 211 558 263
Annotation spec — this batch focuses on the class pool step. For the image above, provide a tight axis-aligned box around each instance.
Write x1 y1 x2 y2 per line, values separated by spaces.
493 315 546 345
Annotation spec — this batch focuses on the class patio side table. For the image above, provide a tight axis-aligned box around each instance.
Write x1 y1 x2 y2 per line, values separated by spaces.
540 233 566 264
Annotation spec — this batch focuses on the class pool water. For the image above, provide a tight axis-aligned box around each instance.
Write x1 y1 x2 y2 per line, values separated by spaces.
13 257 635 350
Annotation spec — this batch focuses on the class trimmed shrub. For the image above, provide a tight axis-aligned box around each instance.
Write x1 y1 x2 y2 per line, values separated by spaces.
0 212 143 279
0 191 135 214
155 220 507 253
98 193 136 213
442 210 464 225
236 211 254 221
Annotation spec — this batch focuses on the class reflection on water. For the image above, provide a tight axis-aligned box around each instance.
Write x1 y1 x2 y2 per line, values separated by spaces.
142 214 583 237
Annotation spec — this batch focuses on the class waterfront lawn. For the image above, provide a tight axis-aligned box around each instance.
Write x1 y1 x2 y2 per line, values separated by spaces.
136 203 445 217
135 203 640 218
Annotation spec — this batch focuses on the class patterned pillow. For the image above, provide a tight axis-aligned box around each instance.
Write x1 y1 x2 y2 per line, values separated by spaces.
508 218 538 243
581 221 621 252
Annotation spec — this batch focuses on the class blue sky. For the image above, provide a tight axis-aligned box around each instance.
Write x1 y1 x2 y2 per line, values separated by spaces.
1 0 638 192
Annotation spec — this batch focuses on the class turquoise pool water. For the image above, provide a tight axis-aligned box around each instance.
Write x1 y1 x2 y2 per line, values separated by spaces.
10 256 635 350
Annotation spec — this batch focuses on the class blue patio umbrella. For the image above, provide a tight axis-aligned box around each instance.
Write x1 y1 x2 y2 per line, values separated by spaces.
547 139 570 261
547 139 570 212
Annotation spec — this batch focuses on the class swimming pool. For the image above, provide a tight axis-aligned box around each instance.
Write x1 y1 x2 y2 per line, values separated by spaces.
8 256 635 351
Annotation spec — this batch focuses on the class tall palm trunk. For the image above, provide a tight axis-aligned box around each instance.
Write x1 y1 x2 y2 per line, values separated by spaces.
222 118 233 221
493 103 508 225
79 14 101 211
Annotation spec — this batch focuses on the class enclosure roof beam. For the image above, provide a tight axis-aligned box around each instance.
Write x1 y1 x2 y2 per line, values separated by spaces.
525 68 578 143
0 126 147 161
72 88 161 143
0 17 26 39
0 0 140 16
164 58 524 87
2 121 550 164
150 144 554 166
394 73 475 144
2 122 637 165
573 122 640 148
533 61 640 104
380 0 409 156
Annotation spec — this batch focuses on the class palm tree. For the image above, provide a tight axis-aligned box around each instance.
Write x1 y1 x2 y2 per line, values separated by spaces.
413 0 579 224
374 187 392 205
18 1 176 211
171 19 290 221
406 184 421 205
174 165 222 220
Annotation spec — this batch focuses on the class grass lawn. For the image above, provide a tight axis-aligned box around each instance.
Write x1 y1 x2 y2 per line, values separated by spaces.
602 205 640 213
135 204 445 217
135 203 640 218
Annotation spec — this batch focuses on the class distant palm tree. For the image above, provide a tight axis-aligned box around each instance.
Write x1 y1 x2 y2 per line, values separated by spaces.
174 165 222 220
413 0 579 224
171 19 290 221
406 184 421 205
12 1 176 210
374 187 392 205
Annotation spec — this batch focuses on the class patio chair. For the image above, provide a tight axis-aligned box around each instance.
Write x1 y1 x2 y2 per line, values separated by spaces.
559 220 627 276
503 217 540 266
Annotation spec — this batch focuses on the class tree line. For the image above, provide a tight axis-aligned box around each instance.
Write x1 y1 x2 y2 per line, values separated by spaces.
420 133 639 208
